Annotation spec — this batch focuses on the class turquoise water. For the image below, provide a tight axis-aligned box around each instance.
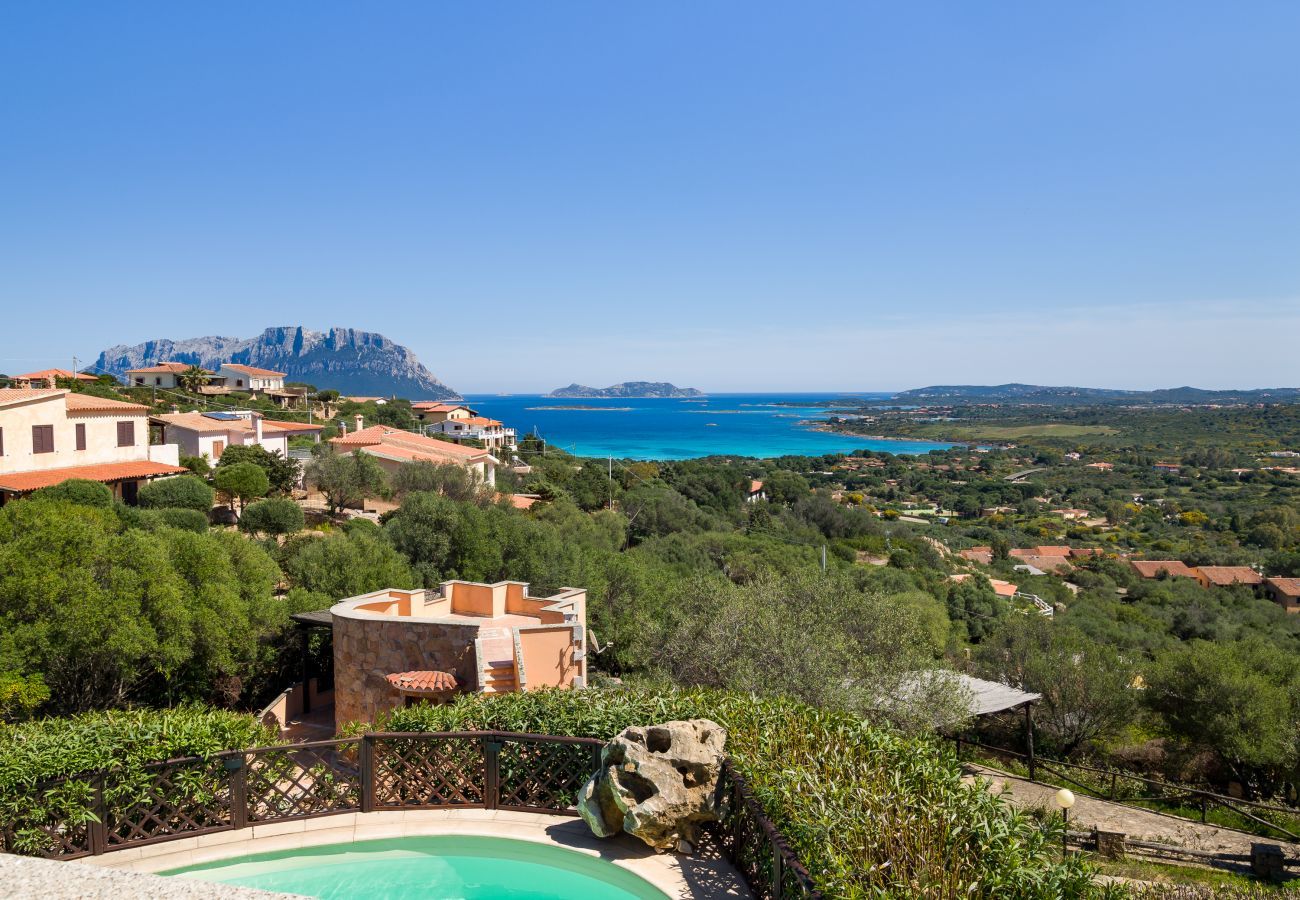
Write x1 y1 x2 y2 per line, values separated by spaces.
462 392 959 460
165 835 668 899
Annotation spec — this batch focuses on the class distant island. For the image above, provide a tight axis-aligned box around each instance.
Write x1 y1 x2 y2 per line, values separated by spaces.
546 382 704 399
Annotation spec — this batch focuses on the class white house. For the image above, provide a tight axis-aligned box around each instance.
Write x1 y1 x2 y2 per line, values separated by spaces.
0 389 185 505
125 362 209 389
217 364 285 393
425 416 517 452
151 410 322 463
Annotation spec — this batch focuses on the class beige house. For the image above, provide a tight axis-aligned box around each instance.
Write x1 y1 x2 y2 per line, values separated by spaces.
410 402 475 425
8 369 98 390
1264 577 1300 612
152 410 321 463
0 389 185 504
331 421 496 486
125 361 209 389
328 581 587 726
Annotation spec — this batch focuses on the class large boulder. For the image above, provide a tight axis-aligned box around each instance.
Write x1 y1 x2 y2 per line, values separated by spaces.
578 719 727 851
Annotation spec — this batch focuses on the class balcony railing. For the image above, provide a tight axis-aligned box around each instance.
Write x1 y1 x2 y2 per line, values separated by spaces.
2 730 821 899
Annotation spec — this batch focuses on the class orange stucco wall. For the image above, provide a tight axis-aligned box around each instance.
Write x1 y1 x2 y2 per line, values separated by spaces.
517 627 577 690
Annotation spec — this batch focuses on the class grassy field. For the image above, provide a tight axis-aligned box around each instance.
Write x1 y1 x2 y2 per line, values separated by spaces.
1093 858 1294 891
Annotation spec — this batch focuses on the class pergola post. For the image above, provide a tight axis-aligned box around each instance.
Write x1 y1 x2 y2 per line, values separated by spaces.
1024 702 1036 781
300 625 312 715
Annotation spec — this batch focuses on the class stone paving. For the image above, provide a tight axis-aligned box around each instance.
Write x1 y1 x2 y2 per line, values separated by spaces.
967 762 1300 857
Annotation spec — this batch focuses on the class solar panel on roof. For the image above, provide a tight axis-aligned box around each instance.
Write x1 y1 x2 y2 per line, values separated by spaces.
202 412 243 421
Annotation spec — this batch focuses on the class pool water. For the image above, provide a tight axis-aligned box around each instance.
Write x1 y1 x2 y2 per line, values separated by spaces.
164 835 669 899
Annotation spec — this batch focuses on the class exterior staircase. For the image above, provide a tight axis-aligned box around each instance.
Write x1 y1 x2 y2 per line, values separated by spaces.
480 661 518 693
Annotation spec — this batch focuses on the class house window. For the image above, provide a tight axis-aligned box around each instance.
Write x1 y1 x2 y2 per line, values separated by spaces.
117 421 135 447
76 423 87 451
32 424 54 454
135 378 144 385
0 427 4 456
212 439 225 459
155 377 162 385
236 379 244 387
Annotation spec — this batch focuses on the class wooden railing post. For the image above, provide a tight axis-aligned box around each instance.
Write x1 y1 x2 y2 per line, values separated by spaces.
227 755 248 830
484 738 503 810
360 736 375 813
89 773 108 855
771 837 785 900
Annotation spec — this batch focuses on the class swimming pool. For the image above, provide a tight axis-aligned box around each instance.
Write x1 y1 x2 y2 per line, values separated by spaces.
164 835 670 899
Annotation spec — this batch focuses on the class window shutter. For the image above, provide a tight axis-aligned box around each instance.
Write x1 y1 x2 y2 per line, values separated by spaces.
32 424 54 453
117 421 135 447
76 423 87 451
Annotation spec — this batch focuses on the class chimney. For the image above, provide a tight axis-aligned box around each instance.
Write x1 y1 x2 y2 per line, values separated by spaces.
354 414 364 432
340 421 347 436
253 413 263 444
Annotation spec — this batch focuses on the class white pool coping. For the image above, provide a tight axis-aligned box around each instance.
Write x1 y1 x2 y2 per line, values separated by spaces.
79 808 752 899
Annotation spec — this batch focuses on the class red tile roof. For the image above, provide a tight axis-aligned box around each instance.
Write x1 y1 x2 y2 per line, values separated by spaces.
0 389 146 414
222 363 287 378
1196 566 1263 586
0 460 188 493
411 402 473 413
384 670 459 693
125 362 200 374
64 393 149 414
332 426 490 461
0 388 63 407
1266 577 1300 599
153 412 321 436
748 480 764 493
1131 560 1197 579
13 369 96 382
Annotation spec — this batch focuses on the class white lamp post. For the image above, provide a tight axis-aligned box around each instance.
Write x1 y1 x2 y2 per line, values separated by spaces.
1055 788 1075 855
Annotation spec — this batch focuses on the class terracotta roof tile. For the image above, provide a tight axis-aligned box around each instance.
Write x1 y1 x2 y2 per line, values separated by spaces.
1131 560 1197 579
64 393 148 413
222 363 287 378
332 426 489 460
125 362 201 374
1196 566 1263 586
1267 577 1300 599
0 460 188 493
384 670 459 693
13 369 96 382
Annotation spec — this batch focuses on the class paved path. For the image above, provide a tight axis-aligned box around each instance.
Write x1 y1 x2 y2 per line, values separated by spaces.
965 763 1300 858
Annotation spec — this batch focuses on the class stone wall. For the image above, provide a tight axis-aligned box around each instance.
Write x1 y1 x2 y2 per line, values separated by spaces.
332 616 480 727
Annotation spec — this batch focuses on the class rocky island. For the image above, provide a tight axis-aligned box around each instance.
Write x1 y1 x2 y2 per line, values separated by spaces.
547 381 703 399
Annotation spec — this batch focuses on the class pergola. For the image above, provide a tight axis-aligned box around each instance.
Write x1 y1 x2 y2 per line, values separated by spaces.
289 609 333 715
949 673 1042 778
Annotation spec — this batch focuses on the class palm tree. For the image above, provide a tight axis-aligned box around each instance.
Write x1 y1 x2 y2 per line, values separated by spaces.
177 365 210 393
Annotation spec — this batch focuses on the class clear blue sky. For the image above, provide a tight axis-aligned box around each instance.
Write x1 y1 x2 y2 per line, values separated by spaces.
2 2 1297 392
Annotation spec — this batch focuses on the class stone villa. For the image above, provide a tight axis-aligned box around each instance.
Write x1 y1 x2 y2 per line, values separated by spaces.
301 580 587 728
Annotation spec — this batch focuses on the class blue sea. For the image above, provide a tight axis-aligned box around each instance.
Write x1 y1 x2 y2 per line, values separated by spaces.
458 393 963 461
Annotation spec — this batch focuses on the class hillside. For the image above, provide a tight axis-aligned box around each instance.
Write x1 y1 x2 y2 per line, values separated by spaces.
547 381 703 398
92 326 460 399
892 383 1300 406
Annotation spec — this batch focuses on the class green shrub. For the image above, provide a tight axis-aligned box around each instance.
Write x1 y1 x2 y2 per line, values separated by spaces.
151 508 210 533
29 479 114 508
138 475 215 512
238 497 305 536
0 705 273 856
367 688 1103 899
180 454 211 476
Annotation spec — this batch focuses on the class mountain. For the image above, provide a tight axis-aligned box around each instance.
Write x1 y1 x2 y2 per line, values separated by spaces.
546 381 704 399
92 327 461 399
891 383 1300 406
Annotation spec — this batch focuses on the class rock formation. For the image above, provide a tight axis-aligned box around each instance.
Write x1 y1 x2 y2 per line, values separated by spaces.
93 326 460 399
578 719 727 852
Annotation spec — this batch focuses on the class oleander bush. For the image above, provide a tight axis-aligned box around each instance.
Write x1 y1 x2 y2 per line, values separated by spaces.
0 706 272 855
367 687 1111 899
